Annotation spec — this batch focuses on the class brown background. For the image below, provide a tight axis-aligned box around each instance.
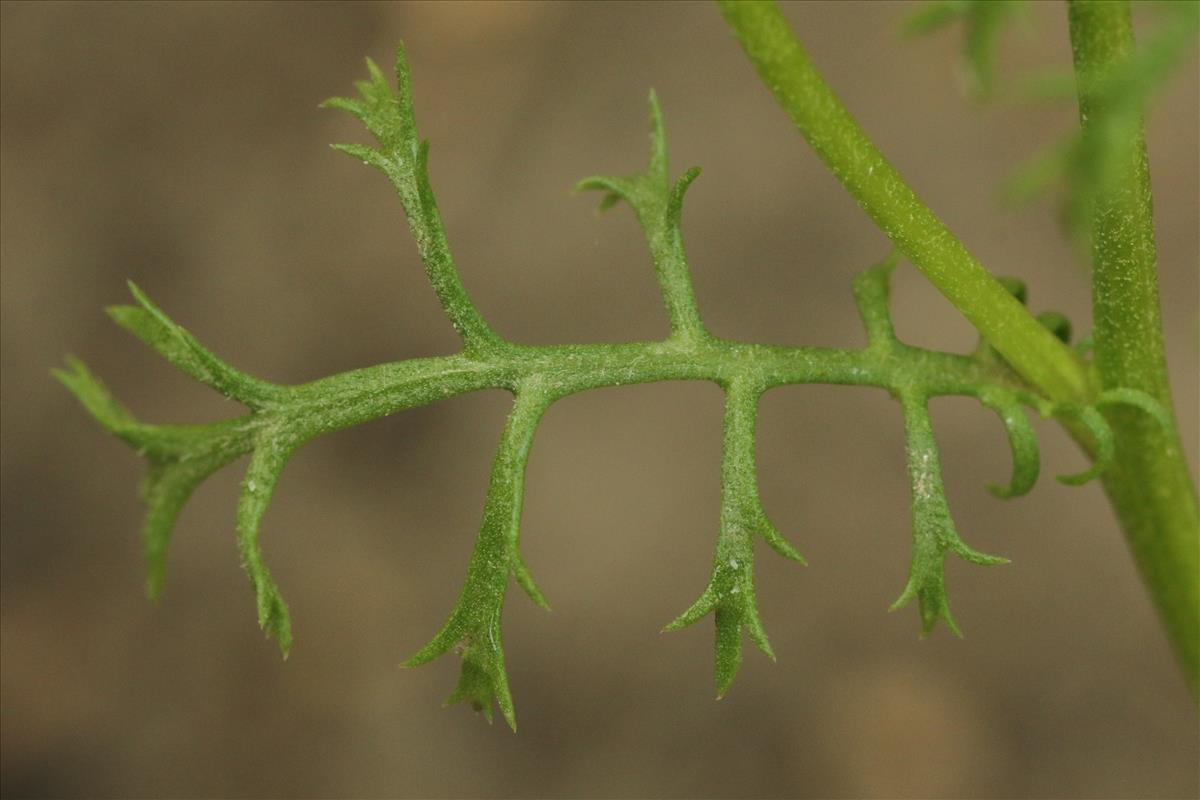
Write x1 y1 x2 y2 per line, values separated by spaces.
2 2 1197 798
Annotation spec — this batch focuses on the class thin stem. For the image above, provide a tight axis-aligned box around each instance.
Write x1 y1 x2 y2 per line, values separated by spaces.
115 333 1027 489
276 337 1022 445
717 0 1091 404
323 58 503 354
1068 0 1199 695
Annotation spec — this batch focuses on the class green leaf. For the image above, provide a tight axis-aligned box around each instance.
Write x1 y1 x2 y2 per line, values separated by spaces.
905 0 1028 98
1044 388 1175 489
1053 404 1115 485
851 253 901 348
575 92 707 341
236 433 299 657
664 167 701 234
330 142 389 170
903 1 969 36
574 175 641 209
54 357 140 441
760 517 805 564
1096 387 1173 432
512 552 550 611
893 392 1007 636
56 357 253 597
996 276 1028 305
664 553 775 698
107 283 283 409
647 89 668 181
323 45 501 352
62 38 1128 723
1037 311 1072 344
1010 1 1199 241
664 379 797 696
140 456 228 599
445 650 510 726
978 391 1040 499
400 392 550 728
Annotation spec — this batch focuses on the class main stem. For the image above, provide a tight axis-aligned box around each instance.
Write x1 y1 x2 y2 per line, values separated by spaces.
716 0 1091 405
719 0 1197 694
1067 0 1199 695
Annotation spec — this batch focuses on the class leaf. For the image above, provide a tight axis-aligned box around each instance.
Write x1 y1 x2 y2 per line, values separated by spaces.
760 517 805 564
400 392 550 728
54 357 140 442
323 45 499 351
60 40 1110 728
851 253 901 348
903 1 968 36
905 0 1028 99
1053 404 1115 485
664 552 775 698
140 456 228 599
236 433 298 657
445 648 511 726
1003 140 1072 205
1010 1 1199 241
647 89 668 182
894 393 1007 636
1036 311 1072 344
1096 388 1173 432
575 90 707 340
56 357 253 597
574 175 642 211
330 142 389 170
996 276 1028 305
1046 389 1175 488
512 553 551 611
978 391 1040 499
107 283 283 409
664 167 701 233
664 380 797 696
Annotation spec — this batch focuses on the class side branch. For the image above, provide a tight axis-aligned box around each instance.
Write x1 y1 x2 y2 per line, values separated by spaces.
400 388 553 730
893 391 1008 635
324 48 503 354
664 376 802 696
577 93 709 343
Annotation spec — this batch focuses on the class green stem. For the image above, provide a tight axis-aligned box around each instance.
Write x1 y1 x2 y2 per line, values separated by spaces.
1067 0 1199 695
717 0 1091 404
718 0 1197 694
278 337 1023 441
101 334 1026 494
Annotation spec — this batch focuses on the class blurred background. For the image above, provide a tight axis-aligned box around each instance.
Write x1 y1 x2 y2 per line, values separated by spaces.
2 2 1197 797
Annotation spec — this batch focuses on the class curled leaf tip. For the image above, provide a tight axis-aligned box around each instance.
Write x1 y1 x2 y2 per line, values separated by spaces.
1096 388 1173 432
980 391 1040 499
1053 404 1114 485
